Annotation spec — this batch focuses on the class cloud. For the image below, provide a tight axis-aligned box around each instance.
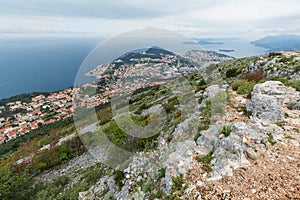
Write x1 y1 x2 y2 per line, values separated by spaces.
0 0 300 38
0 0 204 19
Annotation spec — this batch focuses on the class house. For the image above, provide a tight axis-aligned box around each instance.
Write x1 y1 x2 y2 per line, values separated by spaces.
7 131 18 139
32 95 45 102
31 122 39 130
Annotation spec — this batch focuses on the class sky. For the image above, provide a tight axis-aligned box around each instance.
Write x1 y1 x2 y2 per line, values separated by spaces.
1 0 300 39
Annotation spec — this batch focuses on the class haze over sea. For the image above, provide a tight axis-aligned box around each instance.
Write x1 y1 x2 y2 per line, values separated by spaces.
0 37 267 100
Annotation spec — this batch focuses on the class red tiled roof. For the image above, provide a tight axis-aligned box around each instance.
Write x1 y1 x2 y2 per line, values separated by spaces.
7 131 17 137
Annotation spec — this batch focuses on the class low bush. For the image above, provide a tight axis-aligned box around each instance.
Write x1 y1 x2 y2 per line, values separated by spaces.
226 68 239 78
231 80 256 96
171 174 184 191
294 64 300 72
219 125 232 137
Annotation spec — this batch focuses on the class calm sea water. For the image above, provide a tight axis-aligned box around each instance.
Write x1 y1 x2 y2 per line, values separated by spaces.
0 36 268 100
200 38 268 58
0 37 102 99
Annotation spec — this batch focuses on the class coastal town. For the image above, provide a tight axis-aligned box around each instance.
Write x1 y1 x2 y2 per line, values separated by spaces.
86 47 232 95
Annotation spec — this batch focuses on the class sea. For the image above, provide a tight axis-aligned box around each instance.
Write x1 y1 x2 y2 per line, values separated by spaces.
0 37 103 99
0 36 268 100
200 38 268 58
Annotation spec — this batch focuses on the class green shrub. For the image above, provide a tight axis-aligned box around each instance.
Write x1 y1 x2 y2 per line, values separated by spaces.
288 80 300 91
294 64 300 72
236 67 244 75
284 134 295 140
171 174 184 191
232 80 255 96
231 80 245 91
241 106 252 117
226 68 239 78
219 125 232 137
279 56 293 63
237 82 255 96
194 100 212 142
198 95 204 104
151 190 163 198
37 138 46 148
211 92 227 115
114 171 125 189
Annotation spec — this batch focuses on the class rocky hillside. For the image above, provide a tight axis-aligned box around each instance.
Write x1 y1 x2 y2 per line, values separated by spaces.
1 51 299 200
77 51 300 199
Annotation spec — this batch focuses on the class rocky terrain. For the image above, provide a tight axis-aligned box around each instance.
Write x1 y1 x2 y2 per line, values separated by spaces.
76 79 299 199
76 52 300 199
1 50 299 200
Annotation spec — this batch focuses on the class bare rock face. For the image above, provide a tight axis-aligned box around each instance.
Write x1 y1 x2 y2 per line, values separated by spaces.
209 133 250 181
247 81 300 123
196 125 221 152
165 140 199 192
196 123 253 181
204 84 226 99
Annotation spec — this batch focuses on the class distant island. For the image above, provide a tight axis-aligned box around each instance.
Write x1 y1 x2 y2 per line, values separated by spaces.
199 41 224 45
192 38 224 45
251 34 300 52
219 49 235 52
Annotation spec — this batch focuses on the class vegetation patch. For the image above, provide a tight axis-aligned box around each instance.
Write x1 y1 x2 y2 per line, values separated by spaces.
195 151 214 172
267 132 276 146
241 68 266 82
273 77 300 91
194 100 212 142
231 79 256 96
219 125 232 137
241 106 253 118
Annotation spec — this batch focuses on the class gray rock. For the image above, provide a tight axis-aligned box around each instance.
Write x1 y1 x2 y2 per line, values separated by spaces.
204 85 226 99
114 184 130 200
247 81 300 123
209 134 250 181
196 125 221 152
165 140 198 192
195 91 203 98
245 148 258 160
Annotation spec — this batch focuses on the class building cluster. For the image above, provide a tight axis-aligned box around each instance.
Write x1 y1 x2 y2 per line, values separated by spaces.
0 89 74 143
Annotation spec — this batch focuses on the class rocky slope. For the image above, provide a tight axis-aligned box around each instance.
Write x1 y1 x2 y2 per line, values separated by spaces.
19 51 299 199
77 79 300 199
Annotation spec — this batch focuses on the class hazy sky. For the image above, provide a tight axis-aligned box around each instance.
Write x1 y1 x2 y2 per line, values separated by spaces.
1 0 300 39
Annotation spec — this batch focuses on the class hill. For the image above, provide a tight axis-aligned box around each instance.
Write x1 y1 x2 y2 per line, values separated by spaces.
251 34 300 52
